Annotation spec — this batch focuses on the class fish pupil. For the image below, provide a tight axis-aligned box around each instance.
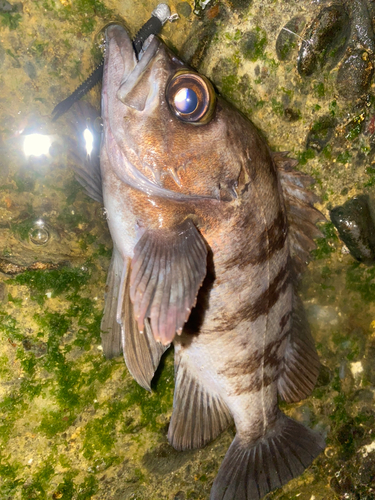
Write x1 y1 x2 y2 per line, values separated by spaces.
174 87 198 114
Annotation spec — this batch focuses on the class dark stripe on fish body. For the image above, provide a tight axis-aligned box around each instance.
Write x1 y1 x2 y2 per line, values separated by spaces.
235 261 290 324
279 310 292 331
218 327 289 378
231 369 280 396
224 209 287 270
214 262 290 333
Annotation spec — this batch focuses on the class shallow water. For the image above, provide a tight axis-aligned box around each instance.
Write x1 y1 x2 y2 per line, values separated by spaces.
1 0 375 498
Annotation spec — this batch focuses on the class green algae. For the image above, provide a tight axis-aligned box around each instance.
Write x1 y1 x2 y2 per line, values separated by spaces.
0 454 22 497
21 461 55 500
0 11 22 30
365 165 375 187
346 262 375 303
297 148 315 165
34 0 113 35
313 82 325 98
241 27 267 62
11 266 91 305
270 98 284 117
10 214 37 241
0 310 23 341
337 150 351 164
311 222 339 260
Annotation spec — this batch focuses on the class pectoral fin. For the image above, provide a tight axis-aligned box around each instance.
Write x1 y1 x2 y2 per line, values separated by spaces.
130 218 208 345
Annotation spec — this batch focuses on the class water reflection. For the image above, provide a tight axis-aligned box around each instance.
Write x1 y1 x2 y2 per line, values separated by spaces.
23 133 51 157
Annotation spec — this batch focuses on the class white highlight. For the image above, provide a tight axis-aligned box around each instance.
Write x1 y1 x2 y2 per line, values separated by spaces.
23 134 51 157
360 440 375 457
83 127 94 157
350 361 363 379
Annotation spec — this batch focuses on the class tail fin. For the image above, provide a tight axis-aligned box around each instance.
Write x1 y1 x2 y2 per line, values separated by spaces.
210 413 325 500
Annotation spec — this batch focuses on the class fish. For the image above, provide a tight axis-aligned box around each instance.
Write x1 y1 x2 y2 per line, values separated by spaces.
71 22 326 500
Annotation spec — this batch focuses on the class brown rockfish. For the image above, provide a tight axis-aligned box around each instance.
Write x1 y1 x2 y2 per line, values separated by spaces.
75 22 325 500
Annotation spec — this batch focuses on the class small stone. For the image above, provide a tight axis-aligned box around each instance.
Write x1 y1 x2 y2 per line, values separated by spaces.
176 2 192 18
276 16 305 61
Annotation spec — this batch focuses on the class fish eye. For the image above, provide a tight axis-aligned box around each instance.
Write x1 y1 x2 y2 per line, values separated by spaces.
166 71 216 125
174 88 198 114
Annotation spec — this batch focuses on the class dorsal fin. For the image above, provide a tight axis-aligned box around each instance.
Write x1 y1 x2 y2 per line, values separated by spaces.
273 152 325 275
278 292 321 403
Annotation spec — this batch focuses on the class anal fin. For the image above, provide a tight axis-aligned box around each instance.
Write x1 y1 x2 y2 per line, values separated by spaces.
277 294 320 403
120 259 169 391
168 352 232 451
210 413 325 500
100 246 123 358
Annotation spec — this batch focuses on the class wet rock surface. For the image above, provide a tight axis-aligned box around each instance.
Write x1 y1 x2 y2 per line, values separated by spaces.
292 0 375 99
1 0 375 499
297 5 350 77
330 195 375 264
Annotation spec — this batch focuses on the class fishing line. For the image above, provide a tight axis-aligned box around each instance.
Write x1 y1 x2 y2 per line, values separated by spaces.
51 3 177 121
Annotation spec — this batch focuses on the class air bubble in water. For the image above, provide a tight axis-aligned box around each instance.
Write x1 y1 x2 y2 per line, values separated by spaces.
29 220 50 245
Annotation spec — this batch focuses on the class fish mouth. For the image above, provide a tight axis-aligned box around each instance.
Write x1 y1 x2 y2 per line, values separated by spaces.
104 24 161 107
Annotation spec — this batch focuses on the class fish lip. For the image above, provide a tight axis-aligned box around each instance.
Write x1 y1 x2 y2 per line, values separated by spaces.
105 24 161 94
104 24 136 89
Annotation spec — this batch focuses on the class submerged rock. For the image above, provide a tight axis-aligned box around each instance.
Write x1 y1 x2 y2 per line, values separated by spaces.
306 115 336 152
0 0 12 11
241 28 267 61
276 16 305 61
297 5 350 77
330 195 375 264
176 1 192 18
336 50 374 99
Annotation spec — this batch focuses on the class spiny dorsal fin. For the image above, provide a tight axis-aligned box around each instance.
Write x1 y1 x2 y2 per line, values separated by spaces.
130 218 208 345
273 152 325 275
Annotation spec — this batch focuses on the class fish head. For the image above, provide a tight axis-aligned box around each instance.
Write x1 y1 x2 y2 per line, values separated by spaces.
102 24 250 202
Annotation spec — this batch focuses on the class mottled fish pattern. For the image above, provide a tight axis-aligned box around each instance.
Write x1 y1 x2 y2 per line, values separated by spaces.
69 23 326 500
